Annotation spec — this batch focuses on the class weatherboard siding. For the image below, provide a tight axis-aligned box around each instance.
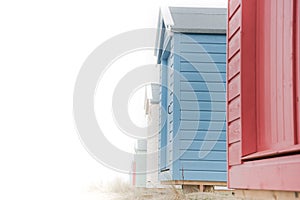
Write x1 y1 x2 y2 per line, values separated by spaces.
158 33 227 182
178 33 227 181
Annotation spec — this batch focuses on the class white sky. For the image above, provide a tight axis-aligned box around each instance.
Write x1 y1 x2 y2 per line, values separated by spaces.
0 0 227 199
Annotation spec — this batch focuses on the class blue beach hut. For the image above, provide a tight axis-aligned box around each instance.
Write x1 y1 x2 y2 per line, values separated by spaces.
155 7 227 188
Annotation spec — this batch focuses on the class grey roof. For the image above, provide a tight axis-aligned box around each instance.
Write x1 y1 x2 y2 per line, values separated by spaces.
159 6 227 34
154 7 227 60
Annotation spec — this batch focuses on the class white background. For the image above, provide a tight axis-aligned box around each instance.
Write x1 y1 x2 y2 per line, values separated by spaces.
0 0 226 199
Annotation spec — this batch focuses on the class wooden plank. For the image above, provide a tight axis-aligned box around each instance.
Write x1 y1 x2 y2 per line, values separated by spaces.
228 96 241 122
180 130 226 141
180 34 226 44
180 72 226 82
228 119 241 144
256 0 271 151
282 0 295 147
181 110 225 121
181 91 226 101
228 29 240 59
180 150 226 160
180 101 226 112
229 0 241 18
242 144 300 161
180 52 226 63
240 0 257 156
275 0 284 146
171 33 182 180
180 160 226 171
228 74 240 100
296 0 300 144
180 43 226 54
229 7 241 39
180 63 226 73
180 81 225 92
228 142 241 166
180 140 227 151
161 180 227 186
228 51 240 80
180 121 225 131
229 154 300 191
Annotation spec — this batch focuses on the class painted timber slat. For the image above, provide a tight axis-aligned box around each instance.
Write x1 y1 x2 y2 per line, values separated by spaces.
180 52 226 63
180 43 226 53
181 110 225 121
179 130 226 141
180 82 226 92
180 63 226 73
180 140 227 151
180 150 227 160
180 101 226 111
179 171 227 182
180 72 226 82
181 91 226 101
180 121 226 131
180 34 226 44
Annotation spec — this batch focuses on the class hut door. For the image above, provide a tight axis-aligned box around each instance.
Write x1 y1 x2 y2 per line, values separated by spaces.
160 53 175 172
160 59 168 171
167 63 174 168
254 0 297 156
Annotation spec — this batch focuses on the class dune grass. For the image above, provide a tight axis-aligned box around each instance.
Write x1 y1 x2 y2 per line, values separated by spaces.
88 179 243 200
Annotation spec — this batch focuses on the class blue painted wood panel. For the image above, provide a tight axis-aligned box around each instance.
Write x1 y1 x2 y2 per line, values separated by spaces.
180 91 226 101
181 52 226 63
181 111 225 121
180 43 226 53
159 59 168 171
180 63 226 73
180 101 226 111
180 160 226 171
180 140 227 151
180 34 226 44
179 130 226 141
180 150 226 160
180 72 226 82
179 171 227 182
159 33 227 182
181 81 226 92
180 121 225 131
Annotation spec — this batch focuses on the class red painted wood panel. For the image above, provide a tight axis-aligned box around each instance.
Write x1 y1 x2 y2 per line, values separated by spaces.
229 0 241 18
228 96 241 122
228 30 240 60
256 1 272 151
240 0 257 156
296 0 300 144
227 0 300 191
229 7 241 39
228 142 241 166
282 0 295 147
229 154 300 191
256 0 295 151
228 52 240 80
228 74 240 101
228 119 241 144
242 144 300 160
